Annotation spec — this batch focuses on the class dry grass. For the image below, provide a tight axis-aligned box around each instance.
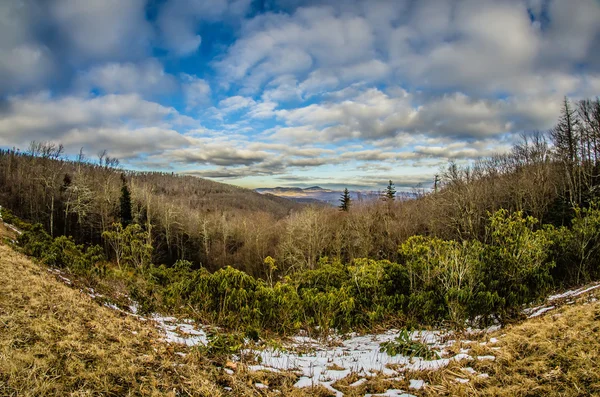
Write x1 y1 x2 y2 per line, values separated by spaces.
418 292 600 396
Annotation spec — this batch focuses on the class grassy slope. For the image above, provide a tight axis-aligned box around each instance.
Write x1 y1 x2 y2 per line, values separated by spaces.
0 242 312 397
421 292 600 396
1 235 599 396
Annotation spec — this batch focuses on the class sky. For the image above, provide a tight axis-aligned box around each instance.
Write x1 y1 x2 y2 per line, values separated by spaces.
1 0 600 191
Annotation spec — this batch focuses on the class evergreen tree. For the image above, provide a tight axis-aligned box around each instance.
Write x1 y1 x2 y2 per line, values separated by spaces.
339 188 351 211
384 180 396 201
119 176 133 227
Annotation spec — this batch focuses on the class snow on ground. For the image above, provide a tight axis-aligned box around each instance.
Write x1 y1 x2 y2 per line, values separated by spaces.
523 282 600 318
365 390 415 397
528 306 556 318
548 283 600 301
249 329 474 395
152 315 208 346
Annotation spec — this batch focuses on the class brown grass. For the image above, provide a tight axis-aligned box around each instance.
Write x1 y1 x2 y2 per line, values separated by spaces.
418 292 600 396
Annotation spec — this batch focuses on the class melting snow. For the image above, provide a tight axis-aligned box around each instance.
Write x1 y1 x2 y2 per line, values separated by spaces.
349 378 367 387
548 283 600 301
408 379 426 389
528 306 556 318
365 390 415 397
250 330 472 395
152 315 208 346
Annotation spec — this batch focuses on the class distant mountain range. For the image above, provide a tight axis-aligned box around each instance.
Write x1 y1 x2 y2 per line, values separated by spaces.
255 186 417 205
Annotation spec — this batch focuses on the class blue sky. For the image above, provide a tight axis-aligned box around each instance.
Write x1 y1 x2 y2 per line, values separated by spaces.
1 0 600 190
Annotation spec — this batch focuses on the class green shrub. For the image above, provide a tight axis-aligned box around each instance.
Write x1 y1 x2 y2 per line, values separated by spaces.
0 207 31 231
481 209 554 320
198 332 245 358
379 329 439 360
18 224 52 258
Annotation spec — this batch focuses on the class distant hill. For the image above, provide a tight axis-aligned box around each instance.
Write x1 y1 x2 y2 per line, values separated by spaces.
256 186 417 205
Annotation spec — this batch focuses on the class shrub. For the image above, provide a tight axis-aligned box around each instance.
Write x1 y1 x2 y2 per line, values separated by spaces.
379 329 439 360
198 332 245 358
481 209 554 320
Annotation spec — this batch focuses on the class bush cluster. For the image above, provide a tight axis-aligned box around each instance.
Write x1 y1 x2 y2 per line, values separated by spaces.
17 222 106 276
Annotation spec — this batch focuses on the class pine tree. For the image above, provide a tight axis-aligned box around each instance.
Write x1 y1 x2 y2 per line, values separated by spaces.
119 176 133 227
384 180 396 201
339 188 351 211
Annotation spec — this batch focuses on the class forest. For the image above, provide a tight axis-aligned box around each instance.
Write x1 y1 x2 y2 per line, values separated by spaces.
1 96 600 336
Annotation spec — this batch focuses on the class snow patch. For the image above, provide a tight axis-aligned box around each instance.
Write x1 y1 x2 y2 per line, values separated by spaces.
528 306 556 318
153 315 208 346
349 378 367 387
548 283 600 301
365 390 415 397
409 379 426 389
250 330 472 395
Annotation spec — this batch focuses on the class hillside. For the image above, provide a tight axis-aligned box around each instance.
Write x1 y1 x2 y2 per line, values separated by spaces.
1 239 599 396
0 242 304 397
0 149 302 272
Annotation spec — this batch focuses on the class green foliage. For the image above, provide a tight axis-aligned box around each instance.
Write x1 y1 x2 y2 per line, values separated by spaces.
379 329 439 360
549 203 600 285
18 224 52 258
0 207 31 231
399 236 482 325
482 209 555 320
384 180 396 201
10 202 600 336
18 223 105 275
199 332 245 358
102 223 152 271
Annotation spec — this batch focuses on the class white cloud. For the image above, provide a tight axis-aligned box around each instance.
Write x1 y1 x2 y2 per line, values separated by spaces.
182 74 212 110
215 5 377 92
218 96 257 113
49 0 152 62
0 92 183 158
272 87 568 144
0 44 54 91
0 2 54 91
75 60 177 96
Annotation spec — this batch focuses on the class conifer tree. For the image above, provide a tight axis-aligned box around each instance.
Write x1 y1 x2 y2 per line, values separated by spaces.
384 180 396 201
119 175 133 227
339 188 351 211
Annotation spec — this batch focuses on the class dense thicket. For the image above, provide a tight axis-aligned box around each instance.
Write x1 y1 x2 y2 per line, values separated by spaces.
1 96 600 335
